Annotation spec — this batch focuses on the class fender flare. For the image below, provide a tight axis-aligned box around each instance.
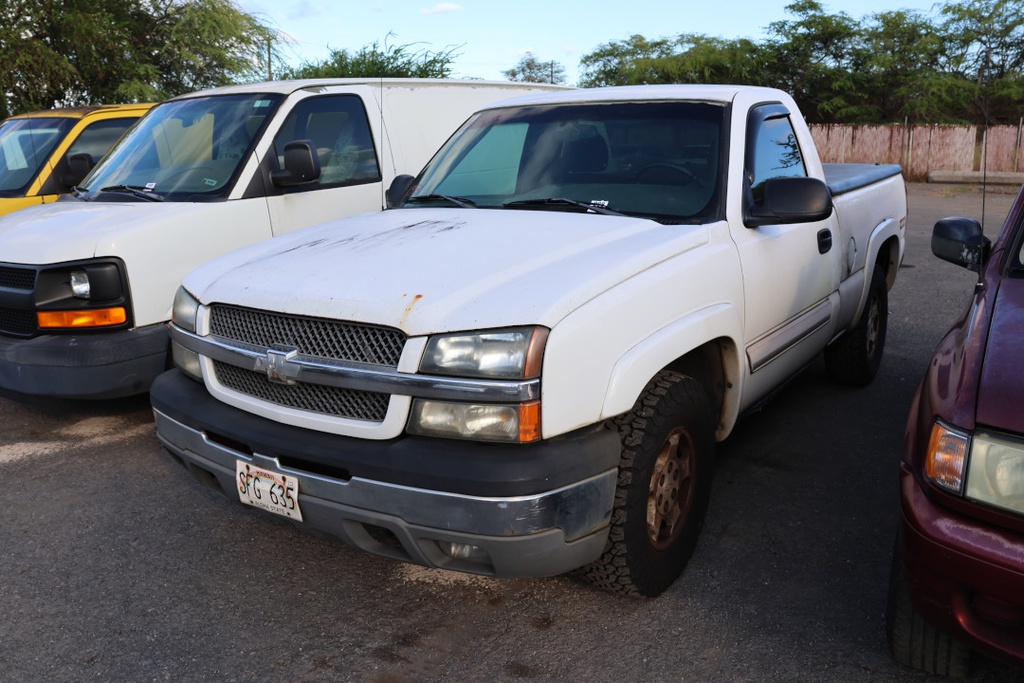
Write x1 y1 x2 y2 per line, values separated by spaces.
842 217 903 331
601 303 744 438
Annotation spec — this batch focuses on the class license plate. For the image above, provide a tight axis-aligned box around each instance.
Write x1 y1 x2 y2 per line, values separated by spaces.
235 461 303 522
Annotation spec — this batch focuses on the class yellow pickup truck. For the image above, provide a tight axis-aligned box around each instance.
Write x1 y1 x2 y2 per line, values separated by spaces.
0 103 153 216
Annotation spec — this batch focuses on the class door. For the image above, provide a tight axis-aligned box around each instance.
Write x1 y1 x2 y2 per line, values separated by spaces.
264 92 385 236
731 104 840 382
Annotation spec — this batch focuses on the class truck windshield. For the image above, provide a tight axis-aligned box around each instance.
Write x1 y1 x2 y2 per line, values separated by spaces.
80 93 282 201
0 117 74 195
404 101 726 223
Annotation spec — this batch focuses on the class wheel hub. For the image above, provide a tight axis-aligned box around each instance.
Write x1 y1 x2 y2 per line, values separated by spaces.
647 427 696 549
865 296 880 356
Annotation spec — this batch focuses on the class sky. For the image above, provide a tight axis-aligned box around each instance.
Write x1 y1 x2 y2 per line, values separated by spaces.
238 0 948 84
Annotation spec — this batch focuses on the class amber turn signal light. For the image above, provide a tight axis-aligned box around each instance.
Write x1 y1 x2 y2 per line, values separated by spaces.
37 308 128 329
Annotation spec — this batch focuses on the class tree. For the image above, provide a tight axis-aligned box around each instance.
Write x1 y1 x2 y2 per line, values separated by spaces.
578 35 678 87
0 0 283 118
855 10 965 124
279 38 460 79
578 33 769 89
502 52 567 85
938 0 1024 123
761 0 864 122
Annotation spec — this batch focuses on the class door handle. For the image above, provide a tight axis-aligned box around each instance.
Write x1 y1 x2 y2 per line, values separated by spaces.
817 229 833 254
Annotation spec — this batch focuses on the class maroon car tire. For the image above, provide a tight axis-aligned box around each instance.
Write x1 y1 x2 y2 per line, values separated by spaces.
887 539 971 680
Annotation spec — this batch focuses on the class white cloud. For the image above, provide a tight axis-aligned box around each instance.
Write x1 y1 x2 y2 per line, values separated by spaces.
420 3 462 14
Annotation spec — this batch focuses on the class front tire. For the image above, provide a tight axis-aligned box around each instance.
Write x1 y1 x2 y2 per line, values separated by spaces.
580 371 715 597
887 539 971 679
825 264 888 387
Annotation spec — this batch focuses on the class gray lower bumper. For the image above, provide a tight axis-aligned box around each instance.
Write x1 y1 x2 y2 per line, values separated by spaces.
153 408 616 578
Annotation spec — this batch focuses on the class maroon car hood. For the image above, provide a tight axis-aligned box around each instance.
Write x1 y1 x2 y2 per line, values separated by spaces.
976 276 1024 433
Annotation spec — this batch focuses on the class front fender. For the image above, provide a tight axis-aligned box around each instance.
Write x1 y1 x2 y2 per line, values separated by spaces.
601 303 744 439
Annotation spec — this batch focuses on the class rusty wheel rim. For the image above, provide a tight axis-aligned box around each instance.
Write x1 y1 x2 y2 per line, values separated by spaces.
647 426 696 550
865 294 881 358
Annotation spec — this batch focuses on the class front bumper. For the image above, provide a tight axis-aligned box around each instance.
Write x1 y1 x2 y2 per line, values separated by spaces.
897 464 1024 666
150 369 620 577
0 323 168 399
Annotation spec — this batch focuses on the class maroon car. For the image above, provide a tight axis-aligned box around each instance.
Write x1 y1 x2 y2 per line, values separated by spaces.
888 198 1024 678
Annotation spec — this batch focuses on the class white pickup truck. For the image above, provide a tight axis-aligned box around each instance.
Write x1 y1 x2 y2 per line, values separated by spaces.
0 78 557 398
151 85 907 597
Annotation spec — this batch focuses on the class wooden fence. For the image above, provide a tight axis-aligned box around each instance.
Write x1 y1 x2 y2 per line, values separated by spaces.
809 123 1024 181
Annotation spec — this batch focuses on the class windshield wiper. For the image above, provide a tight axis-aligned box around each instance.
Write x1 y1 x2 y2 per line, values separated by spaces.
503 197 624 216
99 185 164 202
404 194 477 208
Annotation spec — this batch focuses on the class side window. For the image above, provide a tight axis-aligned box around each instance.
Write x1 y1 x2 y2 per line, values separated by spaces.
750 115 806 199
273 95 381 189
66 118 137 165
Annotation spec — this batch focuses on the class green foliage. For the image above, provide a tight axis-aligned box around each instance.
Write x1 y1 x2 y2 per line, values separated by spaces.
502 52 567 85
579 34 769 88
579 35 678 87
577 0 1024 125
279 38 459 79
938 0 1024 122
0 0 283 117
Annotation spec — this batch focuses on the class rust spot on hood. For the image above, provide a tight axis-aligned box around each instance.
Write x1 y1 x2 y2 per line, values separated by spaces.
401 293 424 327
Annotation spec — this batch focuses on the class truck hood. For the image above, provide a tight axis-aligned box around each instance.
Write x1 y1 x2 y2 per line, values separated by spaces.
976 276 1024 434
0 201 231 264
184 207 711 335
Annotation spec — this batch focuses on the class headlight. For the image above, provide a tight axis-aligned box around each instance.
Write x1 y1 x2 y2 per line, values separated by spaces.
172 340 203 381
420 327 547 379
33 260 130 331
70 270 90 298
408 400 541 443
170 287 202 381
966 430 1024 515
411 326 547 442
172 286 200 333
924 421 969 494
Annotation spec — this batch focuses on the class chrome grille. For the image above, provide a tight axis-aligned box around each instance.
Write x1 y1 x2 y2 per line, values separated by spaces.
214 361 390 422
207 305 406 423
209 305 405 367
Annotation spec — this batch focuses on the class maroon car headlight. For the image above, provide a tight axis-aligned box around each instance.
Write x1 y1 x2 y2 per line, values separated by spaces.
965 429 1024 515
925 421 969 494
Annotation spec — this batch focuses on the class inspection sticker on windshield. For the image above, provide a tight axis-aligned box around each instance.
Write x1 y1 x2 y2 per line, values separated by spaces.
236 461 303 522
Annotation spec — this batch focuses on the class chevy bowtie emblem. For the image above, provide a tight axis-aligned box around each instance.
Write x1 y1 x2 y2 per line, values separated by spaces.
254 346 300 385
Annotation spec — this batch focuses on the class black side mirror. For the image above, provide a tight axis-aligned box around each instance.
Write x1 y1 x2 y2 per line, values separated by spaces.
63 153 95 189
270 140 321 187
932 216 991 272
386 174 416 208
745 176 834 228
